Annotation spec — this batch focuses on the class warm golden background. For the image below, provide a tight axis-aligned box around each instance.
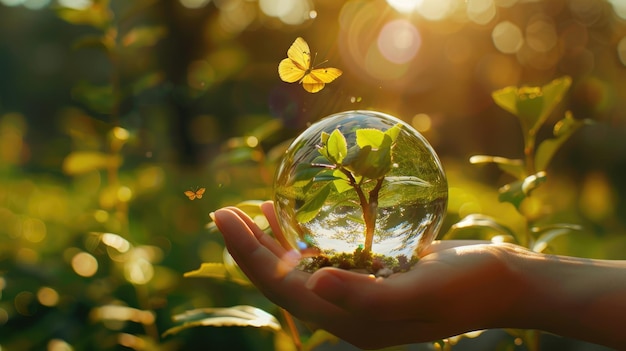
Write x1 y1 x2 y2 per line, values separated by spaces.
1 0 625 350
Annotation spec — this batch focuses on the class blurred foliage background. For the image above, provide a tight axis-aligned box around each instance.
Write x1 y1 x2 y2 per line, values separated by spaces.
1 0 626 350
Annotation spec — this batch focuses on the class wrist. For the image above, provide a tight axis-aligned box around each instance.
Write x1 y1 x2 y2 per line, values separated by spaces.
505 248 626 347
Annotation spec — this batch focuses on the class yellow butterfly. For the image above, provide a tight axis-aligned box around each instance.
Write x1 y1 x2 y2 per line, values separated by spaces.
278 37 343 93
184 187 205 200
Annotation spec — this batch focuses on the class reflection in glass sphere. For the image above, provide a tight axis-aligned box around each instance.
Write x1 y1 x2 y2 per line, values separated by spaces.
274 110 447 276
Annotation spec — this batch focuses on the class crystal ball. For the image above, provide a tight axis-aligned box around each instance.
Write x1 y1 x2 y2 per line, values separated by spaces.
273 110 447 276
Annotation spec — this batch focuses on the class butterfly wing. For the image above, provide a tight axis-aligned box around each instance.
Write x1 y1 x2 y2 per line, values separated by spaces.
184 190 196 200
302 67 343 93
278 58 306 83
278 37 311 83
196 188 206 199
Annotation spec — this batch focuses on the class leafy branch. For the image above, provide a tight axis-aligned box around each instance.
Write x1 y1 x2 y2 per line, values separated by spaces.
294 124 403 253
445 76 592 351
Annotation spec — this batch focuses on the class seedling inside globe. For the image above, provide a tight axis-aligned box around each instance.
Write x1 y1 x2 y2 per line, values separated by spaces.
274 110 447 276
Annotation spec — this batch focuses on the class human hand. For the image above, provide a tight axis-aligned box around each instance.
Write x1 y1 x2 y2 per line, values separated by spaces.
213 201 529 349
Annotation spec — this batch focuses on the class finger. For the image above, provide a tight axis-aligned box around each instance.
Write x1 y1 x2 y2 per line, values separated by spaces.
261 201 293 251
213 208 335 317
306 260 451 322
224 206 290 258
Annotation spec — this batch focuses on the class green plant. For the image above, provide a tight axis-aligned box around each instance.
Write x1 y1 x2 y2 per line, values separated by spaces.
442 76 593 350
295 124 403 253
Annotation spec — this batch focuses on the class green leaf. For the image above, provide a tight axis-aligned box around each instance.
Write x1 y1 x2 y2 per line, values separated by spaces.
91 305 154 323
469 155 526 180
492 76 572 134
385 123 402 142
326 129 348 164
122 25 167 48
356 128 385 148
535 112 591 171
72 35 111 51
332 170 353 193
346 134 393 179
293 163 326 182
531 224 582 253
250 118 283 143
537 76 572 132
55 2 112 29
62 151 122 175
444 214 517 241
163 305 281 337
303 329 341 351
184 263 228 279
491 86 519 118
320 131 330 144
234 200 265 218
498 172 547 209
296 183 331 223
131 71 164 95
222 248 252 286
71 81 115 114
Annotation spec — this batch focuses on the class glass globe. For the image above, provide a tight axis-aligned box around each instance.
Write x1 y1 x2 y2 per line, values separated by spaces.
274 110 447 276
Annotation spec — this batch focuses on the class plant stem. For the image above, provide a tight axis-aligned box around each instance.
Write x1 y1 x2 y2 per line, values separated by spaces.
363 178 384 253
524 131 536 176
340 168 381 253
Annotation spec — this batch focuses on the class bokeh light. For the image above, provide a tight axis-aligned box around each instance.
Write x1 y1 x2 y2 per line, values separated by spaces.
492 21 524 54
179 0 210 9
411 113 432 133
525 16 557 53
610 0 626 19
58 0 91 10
386 0 422 14
48 339 74 351
467 0 496 25
71 252 98 277
618 36 626 66
259 0 312 25
37 286 60 307
377 19 422 64
417 0 455 21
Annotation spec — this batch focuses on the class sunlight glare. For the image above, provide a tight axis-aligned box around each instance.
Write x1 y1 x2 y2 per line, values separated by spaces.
609 0 626 20
386 0 422 14
377 19 421 64
418 0 454 21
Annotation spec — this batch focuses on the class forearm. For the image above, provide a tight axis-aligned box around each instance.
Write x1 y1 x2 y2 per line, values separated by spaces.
511 250 626 348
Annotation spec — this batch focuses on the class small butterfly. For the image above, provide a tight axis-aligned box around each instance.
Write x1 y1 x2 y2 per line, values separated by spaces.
184 187 206 200
278 37 343 93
